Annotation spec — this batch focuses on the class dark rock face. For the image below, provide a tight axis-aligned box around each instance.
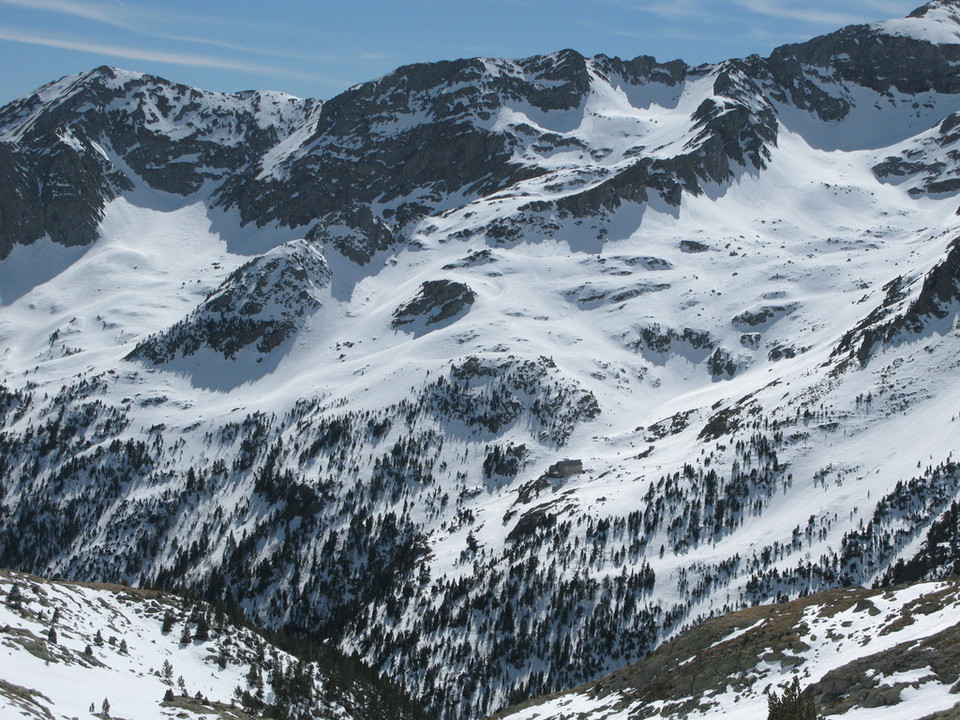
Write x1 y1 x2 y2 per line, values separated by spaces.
624 323 715 364
127 239 330 362
680 240 711 253
706 348 742 379
392 280 476 328
0 125 131 259
732 304 797 331
874 112 960 195
767 11 960 121
0 66 314 259
220 53 594 262
833 236 960 365
551 66 778 215
544 459 583 478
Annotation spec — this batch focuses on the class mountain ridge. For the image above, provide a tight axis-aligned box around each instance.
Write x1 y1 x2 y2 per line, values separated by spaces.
0 567 429 720
491 577 960 720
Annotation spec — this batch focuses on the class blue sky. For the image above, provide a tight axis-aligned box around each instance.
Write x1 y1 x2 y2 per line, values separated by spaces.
0 0 922 104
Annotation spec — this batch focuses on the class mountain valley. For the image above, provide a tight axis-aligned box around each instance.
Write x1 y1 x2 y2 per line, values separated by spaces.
1 2 960 718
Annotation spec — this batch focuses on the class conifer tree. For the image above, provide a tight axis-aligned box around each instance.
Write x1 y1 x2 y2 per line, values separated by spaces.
768 677 818 720
7 583 22 608
194 613 210 641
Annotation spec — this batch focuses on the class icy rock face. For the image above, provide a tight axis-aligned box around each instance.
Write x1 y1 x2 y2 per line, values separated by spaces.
221 53 602 262
128 239 331 362
5 4 960 264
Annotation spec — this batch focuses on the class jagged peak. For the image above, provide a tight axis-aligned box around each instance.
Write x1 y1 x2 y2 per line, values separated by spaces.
909 0 960 19
80 64 145 86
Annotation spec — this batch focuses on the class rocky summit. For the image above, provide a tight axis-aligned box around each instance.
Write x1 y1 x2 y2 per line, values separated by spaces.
1 2 960 719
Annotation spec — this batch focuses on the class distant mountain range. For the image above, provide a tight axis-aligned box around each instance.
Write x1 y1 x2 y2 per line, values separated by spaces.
0 1 960 718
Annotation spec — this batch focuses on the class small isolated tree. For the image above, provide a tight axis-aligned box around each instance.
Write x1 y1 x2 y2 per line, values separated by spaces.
47 626 58 644
179 624 192 644
119 638 128 654
101 697 111 717
94 629 104 646
7 583 22 608
768 677 818 720
194 613 210 641
163 688 175 702
161 610 175 634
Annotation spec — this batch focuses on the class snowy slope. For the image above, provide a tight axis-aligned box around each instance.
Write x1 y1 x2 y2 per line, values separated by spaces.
1 2 960 720
0 569 426 720
492 579 960 720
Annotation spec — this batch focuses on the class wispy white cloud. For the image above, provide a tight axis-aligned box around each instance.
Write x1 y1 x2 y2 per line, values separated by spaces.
0 0 234 34
609 26 716 42
0 0 329 41
631 0 723 21
731 0 884 26
0 0 118 25
0 26 322 80
615 0 914 25
0 0 390 70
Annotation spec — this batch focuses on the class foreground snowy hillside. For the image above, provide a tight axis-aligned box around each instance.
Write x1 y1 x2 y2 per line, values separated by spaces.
0 569 425 720
1 1 960 718
493 579 960 720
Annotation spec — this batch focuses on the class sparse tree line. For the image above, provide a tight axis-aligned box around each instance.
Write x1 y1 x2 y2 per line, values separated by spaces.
0 369 958 719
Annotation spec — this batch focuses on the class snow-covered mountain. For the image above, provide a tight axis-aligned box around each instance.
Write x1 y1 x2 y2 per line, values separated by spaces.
0 569 426 720
1 1 960 718
493 578 960 720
